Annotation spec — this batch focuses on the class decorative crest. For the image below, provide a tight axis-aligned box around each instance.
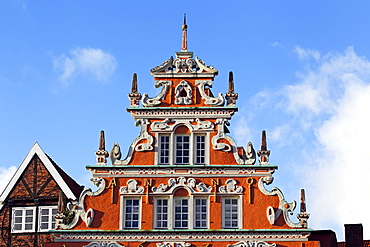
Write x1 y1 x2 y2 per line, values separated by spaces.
297 188 310 227
257 130 270 164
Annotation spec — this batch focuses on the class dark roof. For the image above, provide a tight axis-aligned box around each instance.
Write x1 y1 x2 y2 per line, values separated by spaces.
46 154 84 199
308 230 338 247
338 240 370 247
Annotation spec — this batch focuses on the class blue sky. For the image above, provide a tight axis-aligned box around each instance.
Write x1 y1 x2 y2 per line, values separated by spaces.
1 1 370 241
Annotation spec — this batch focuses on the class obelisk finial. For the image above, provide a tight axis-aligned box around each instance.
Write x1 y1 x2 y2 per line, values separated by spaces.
181 13 188 52
228 71 234 93
131 73 138 93
99 130 105 151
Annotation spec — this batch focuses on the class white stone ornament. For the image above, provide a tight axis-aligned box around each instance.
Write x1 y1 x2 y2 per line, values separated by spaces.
174 80 192 105
219 179 243 194
142 80 172 107
120 179 145 194
157 242 191 247
83 242 125 247
196 80 224 106
228 241 276 247
152 177 212 194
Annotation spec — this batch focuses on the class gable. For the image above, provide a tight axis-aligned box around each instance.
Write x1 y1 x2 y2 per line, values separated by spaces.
8 154 61 200
0 143 81 210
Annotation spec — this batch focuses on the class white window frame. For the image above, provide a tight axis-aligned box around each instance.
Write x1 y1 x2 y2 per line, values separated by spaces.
222 196 242 229
154 197 169 229
153 195 209 230
194 197 208 229
156 132 209 166
38 206 58 232
121 197 141 229
11 207 36 233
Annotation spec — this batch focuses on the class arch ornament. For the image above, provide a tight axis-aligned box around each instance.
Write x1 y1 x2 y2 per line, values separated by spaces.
151 177 212 195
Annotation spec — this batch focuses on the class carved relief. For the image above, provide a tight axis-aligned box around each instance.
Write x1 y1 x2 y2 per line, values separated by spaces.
150 118 214 132
228 241 276 247
114 119 153 165
120 179 145 194
175 81 192 105
218 179 243 194
142 80 172 107
196 80 224 106
258 176 308 228
151 177 212 194
157 242 191 247
57 177 106 229
83 242 125 247
212 118 254 165
150 55 218 76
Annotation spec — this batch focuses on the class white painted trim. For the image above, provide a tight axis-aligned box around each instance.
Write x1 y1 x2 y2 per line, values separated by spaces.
11 206 37 233
0 143 77 211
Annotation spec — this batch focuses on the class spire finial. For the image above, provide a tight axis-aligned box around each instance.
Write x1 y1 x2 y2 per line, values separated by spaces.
131 73 138 93
261 130 267 151
228 71 234 93
181 13 188 52
300 189 306 213
99 130 105 151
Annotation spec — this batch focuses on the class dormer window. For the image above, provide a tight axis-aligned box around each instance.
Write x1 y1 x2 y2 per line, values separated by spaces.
157 126 208 165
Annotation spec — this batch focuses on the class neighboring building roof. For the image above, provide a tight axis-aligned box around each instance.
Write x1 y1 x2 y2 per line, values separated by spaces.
338 240 370 247
0 142 83 210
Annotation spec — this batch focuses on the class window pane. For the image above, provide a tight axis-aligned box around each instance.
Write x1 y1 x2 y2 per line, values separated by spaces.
156 199 168 229
174 198 189 229
223 198 239 228
194 198 207 229
175 135 190 164
159 136 170 164
195 135 205 164
124 199 140 229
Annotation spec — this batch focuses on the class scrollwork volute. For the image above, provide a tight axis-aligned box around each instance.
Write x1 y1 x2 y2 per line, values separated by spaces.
196 80 224 106
152 177 212 194
228 241 276 247
142 80 172 107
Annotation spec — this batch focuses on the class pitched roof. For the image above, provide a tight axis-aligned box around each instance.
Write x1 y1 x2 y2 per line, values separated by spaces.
0 142 83 210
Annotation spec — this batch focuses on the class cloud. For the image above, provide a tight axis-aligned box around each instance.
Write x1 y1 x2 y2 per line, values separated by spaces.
0 166 17 195
236 46 370 240
53 48 117 85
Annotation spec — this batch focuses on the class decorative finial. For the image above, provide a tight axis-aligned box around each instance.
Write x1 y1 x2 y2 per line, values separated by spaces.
181 13 188 52
96 130 109 165
128 73 141 107
57 191 65 214
99 130 105 151
110 143 122 165
131 73 138 93
300 189 306 213
257 130 270 164
225 71 238 106
261 130 267 151
297 188 310 228
228 71 234 93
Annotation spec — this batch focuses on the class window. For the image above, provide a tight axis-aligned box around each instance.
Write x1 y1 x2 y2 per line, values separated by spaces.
194 198 207 228
159 136 170 164
175 136 190 164
39 206 57 231
154 196 208 229
158 133 207 165
223 198 240 229
12 207 36 233
123 198 140 229
12 206 57 233
174 198 188 228
155 199 168 228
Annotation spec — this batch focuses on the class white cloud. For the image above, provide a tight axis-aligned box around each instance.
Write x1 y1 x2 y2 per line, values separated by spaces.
0 166 17 195
53 48 117 85
236 46 370 240
294 46 321 61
